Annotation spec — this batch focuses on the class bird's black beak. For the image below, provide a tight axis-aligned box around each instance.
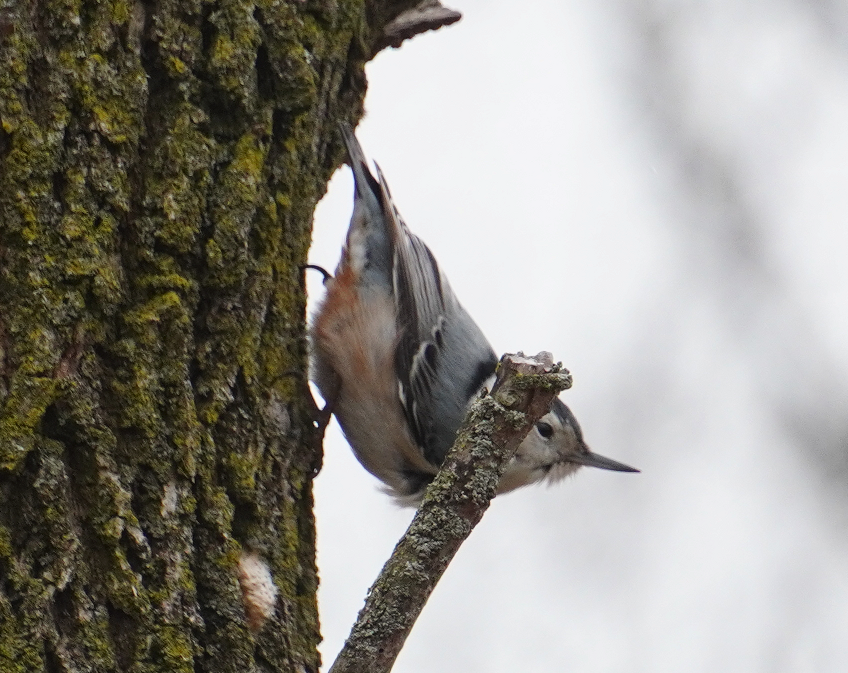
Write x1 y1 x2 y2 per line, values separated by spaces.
570 451 640 473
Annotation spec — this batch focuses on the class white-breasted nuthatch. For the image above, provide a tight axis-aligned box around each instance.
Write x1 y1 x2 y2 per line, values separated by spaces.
309 125 638 503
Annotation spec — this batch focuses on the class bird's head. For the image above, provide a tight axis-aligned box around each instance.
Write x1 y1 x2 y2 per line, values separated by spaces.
498 398 639 494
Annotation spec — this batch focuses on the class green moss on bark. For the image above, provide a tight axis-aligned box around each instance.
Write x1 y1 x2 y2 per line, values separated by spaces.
0 0 429 669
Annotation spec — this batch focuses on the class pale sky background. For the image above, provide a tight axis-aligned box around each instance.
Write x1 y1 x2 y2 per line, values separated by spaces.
306 1 848 671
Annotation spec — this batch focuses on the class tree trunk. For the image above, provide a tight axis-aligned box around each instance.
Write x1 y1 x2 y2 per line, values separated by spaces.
0 1 448 671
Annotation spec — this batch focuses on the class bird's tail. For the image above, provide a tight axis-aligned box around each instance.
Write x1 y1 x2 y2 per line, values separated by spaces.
339 122 381 201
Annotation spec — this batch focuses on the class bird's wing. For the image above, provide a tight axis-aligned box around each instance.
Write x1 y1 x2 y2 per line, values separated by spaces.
373 165 497 464
372 165 445 449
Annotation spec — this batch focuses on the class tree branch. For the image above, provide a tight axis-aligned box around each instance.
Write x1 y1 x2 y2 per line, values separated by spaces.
375 0 462 52
328 353 572 673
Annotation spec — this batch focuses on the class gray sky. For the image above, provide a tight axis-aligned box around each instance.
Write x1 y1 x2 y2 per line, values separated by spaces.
307 1 848 670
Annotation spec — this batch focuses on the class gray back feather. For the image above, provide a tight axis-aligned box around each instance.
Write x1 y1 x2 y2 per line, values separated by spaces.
340 126 498 466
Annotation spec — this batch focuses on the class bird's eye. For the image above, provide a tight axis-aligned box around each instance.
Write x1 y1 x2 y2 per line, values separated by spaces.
536 421 554 439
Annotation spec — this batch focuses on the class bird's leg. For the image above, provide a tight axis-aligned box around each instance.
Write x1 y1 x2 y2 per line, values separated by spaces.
305 371 341 477
296 262 335 471
301 264 333 284
276 368 339 476
309 373 338 437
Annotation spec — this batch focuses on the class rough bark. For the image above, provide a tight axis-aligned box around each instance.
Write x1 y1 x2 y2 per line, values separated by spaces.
0 1 451 671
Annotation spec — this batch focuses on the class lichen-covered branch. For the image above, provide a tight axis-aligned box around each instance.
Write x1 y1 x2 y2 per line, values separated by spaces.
328 353 572 673
377 1 462 51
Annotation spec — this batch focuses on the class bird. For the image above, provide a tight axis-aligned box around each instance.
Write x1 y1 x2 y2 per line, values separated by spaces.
309 124 638 503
